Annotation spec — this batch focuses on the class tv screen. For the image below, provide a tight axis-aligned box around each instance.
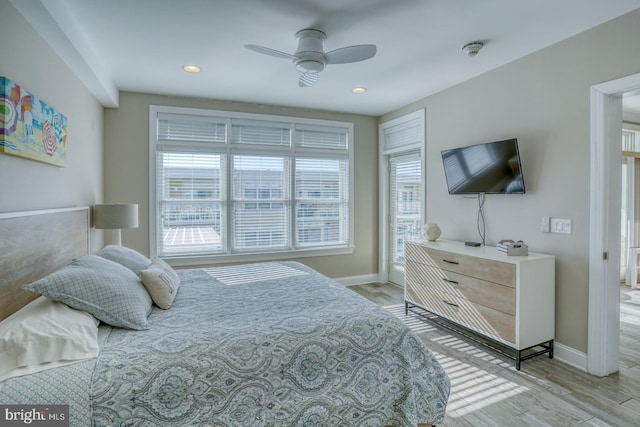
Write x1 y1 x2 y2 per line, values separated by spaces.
441 138 525 194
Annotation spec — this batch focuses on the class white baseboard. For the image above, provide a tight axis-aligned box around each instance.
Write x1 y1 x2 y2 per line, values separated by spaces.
553 342 588 372
333 273 379 287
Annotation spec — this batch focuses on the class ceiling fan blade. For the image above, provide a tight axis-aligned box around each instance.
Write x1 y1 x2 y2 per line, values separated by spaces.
244 44 295 60
299 72 319 87
325 44 377 64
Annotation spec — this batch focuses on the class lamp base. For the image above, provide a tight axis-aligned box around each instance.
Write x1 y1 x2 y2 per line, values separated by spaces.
108 229 123 246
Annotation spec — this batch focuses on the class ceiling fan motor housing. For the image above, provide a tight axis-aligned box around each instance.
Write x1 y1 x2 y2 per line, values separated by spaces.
294 29 327 72
295 29 326 50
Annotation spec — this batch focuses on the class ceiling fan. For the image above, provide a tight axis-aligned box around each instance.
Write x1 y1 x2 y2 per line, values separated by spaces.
244 29 377 87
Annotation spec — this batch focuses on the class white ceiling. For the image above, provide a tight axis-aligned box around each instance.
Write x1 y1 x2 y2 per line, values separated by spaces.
11 0 640 116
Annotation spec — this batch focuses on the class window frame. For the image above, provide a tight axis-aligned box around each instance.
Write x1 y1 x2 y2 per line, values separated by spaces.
149 105 354 266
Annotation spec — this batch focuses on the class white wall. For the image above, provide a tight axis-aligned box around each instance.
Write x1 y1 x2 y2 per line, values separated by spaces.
380 9 640 354
0 1 104 249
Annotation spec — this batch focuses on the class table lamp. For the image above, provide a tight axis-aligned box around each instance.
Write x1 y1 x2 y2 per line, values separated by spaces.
93 203 139 245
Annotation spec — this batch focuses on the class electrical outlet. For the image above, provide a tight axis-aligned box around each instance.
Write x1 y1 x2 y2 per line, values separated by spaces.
550 218 572 234
541 216 550 233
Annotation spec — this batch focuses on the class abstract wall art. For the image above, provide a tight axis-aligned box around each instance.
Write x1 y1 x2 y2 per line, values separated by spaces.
0 76 67 167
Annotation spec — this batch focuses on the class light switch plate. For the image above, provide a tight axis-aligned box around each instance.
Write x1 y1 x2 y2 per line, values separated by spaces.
541 216 550 233
550 218 572 234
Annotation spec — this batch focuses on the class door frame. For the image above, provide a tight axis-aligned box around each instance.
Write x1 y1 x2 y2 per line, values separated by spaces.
378 109 426 285
589 72 640 376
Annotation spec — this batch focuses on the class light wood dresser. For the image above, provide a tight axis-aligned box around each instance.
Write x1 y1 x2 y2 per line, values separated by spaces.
404 240 555 369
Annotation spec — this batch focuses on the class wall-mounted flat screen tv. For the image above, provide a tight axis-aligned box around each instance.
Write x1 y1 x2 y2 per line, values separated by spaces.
441 138 525 194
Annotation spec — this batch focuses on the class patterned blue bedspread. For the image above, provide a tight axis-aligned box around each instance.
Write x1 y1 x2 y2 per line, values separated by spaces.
1 262 450 426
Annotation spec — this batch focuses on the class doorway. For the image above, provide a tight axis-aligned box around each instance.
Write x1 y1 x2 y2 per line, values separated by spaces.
622 125 640 288
589 72 640 376
378 109 425 285
387 154 422 284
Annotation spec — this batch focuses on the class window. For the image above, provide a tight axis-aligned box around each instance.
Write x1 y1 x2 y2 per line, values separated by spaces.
295 158 349 248
232 155 289 252
150 106 353 263
157 152 225 256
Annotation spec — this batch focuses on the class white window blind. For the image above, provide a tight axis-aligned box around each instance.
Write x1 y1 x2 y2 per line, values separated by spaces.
295 124 348 150
231 119 291 146
158 113 227 143
389 155 422 265
383 116 422 151
151 106 353 261
232 155 290 251
157 151 226 256
295 158 349 247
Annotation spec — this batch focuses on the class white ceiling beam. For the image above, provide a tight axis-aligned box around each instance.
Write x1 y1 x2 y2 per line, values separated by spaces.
10 0 119 107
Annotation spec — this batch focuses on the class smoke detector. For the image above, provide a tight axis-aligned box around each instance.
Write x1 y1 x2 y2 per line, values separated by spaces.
462 41 484 57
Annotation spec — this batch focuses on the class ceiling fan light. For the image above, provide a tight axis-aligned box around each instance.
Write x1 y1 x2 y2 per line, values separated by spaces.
296 59 324 73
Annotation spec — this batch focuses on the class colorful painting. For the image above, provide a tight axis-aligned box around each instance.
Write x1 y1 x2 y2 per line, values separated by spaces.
0 76 67 167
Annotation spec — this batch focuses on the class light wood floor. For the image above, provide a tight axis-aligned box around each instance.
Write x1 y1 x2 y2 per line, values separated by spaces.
349 282 640 427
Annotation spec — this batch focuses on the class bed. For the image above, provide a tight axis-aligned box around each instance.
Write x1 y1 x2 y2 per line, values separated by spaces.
0 207 450 426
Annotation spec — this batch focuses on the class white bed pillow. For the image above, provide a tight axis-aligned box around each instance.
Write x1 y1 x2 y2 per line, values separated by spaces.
0 296 99 383
140 258 180 309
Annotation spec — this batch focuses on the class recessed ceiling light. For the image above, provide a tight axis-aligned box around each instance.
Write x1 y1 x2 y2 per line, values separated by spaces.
182 65 201 73
352 87 367 94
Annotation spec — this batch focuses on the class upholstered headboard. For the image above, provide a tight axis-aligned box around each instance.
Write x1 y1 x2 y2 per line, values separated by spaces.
0 207 90 321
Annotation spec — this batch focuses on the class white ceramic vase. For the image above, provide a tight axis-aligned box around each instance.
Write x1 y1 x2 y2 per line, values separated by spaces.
423 223 441 241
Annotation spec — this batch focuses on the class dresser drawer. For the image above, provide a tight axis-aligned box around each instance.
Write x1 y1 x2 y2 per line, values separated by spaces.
458 298 515 344
405 283 460 320
406 243 516 287
406 283 515 344
406 263 515 315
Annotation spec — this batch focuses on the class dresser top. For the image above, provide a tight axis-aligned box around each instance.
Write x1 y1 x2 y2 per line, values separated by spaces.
407 239 554 263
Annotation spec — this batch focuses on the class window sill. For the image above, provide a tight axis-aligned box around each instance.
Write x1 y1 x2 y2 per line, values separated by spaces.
162 245 355 268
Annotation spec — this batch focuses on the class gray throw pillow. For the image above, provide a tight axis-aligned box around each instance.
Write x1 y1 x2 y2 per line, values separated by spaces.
22 254 153 330
93 245 152 275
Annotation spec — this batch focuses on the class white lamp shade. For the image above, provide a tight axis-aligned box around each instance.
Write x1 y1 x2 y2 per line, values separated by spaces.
94 204 139 230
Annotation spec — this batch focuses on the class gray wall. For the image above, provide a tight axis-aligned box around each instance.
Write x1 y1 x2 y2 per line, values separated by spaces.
380 9 640 354
0 1 104 250
104 92 378 279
